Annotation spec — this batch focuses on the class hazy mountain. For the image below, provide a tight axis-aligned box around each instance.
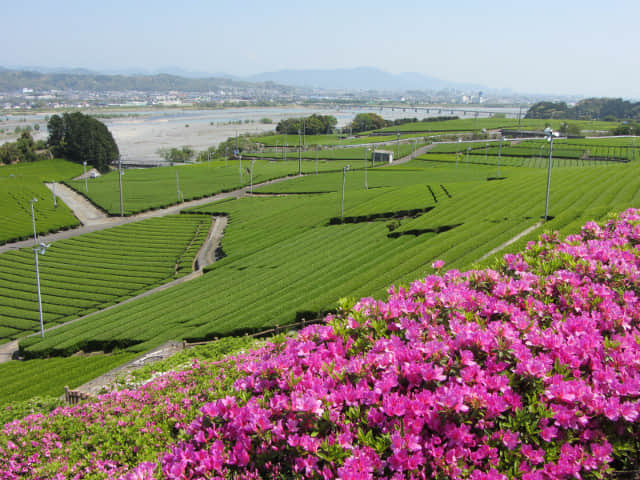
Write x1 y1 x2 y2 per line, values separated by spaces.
247 67 483 92
0 68 291 93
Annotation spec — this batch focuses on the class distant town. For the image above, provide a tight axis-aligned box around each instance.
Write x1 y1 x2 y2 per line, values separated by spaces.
0 68 577 112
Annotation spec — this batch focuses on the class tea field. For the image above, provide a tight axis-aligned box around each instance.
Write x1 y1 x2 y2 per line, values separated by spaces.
18 156 640 367
65 158 377 215
0 159 83 245
1 125 639 409
0 214 211 343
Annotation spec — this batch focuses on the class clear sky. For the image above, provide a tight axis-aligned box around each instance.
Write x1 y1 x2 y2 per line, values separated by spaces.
3 0 638 98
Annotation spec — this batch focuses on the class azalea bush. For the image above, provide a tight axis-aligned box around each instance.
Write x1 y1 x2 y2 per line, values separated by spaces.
3 209 640 479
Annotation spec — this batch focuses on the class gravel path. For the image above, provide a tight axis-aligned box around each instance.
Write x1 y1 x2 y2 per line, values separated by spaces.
0 175 297 254
476 220 544 262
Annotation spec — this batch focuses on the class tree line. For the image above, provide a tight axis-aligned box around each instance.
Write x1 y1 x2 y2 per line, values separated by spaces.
275 114 338 135
526 98 640 121
0 132 48 164
346 113 459 133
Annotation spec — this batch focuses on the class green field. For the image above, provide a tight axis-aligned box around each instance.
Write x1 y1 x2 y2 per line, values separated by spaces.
2 123 639 408
374 117 622 134
244 142 421 162
17 157 640 366
252 133 427 147
65 159 389 215
0 214 211 343
0 159 83 245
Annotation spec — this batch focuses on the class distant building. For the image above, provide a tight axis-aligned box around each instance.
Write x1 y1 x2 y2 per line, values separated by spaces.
372 149 393 164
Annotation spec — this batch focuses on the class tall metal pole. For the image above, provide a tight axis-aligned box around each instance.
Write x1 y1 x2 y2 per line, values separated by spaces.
30 198 37 245
341 165 350 219
316 147 319 174
497 137 503 178
239 154 243 183
456 139 460 169
118 156 124 217
544 136 554 222
364 148 368 189
298 129 302 175
34 248 45 337
52 183 57 208
250 159 256 193
83 161 88 193
175 170 181 202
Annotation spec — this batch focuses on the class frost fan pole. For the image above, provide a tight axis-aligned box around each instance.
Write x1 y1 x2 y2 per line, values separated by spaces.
118 156 124 217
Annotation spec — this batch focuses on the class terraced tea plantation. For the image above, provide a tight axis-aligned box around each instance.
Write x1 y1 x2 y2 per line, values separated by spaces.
18 156 640 369
422 136 638 169
66 158 373 215
0 214 211 343
0 159 83 245
2 118 638 410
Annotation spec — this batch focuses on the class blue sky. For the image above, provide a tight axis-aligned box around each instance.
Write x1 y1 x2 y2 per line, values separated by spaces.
3 0 638 98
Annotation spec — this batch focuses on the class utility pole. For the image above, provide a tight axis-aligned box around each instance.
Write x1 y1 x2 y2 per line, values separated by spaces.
250 159 257 193
497 137 503 178
364 148 368 189
341 165 350 219
298 129 302 175
118 156 124 216
175 170 182 203
30 198 38 245
544 128 556 222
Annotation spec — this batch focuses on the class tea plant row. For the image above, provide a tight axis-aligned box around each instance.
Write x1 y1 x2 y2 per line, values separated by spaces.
0 215 211 343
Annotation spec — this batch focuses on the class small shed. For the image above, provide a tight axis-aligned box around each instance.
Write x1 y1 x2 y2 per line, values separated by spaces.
372 149 394 165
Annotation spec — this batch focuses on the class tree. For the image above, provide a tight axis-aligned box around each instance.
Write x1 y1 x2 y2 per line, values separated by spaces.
348 113 386 133
157 146 195 164
275 114 337 135
0 142 19 165
47 112 119 172
16 132 36 162
559 122 581 137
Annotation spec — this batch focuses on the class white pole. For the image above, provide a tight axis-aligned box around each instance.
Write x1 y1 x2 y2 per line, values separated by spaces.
341 165 350 219
30 198 37 245
298 129 302 175
118 156 124 216
52 183 57 208
34 248 45 337
83 161 88 193
175 170 181 202
497 137 503 177
250 159 256 193
544 136 554 222
364 148 368 189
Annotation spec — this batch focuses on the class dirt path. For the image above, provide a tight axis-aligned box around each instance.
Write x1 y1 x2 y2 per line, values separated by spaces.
0 175 297 254
45 182 111 225
476 221 544 262
195 216 227 270
392 143 436 165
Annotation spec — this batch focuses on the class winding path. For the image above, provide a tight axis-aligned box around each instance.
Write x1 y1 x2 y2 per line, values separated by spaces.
0 149 431 364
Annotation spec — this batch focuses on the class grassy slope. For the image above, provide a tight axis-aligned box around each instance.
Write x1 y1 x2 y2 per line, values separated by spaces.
0 159 83 245
20 159 640 361
0 215 211 343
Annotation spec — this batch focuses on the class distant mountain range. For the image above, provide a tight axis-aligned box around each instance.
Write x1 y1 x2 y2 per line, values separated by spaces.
247 67 484 92
0 66 484 93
